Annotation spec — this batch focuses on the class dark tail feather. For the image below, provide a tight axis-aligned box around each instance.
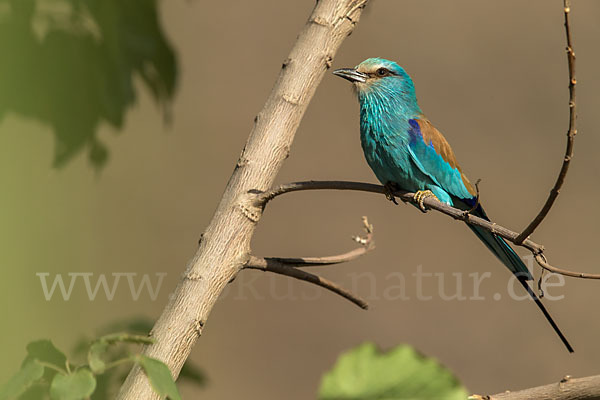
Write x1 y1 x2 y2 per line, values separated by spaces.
468 224 532 279
517 276 574 353
462 202 573 352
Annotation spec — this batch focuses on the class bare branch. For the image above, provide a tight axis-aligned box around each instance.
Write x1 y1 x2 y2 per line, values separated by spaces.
254 180 600 280
470 374 600 400
515 0 577 244
244 217 373 309
269 246 372 266
534 253 600 279
245 256 369 309
269 216 374 267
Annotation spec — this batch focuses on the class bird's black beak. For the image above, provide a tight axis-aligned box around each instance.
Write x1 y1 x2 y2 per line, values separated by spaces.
333 68 368 83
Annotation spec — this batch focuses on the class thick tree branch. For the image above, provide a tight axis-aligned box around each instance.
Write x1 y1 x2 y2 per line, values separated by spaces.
116 1 369 398
470 374 600 400
252 180 600 279
515 0 577 244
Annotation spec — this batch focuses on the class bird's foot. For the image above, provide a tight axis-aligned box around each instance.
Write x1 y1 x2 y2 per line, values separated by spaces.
384 182 399 205
413 190 438 212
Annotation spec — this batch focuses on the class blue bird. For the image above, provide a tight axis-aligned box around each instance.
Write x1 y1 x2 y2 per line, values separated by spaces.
334 57 573 352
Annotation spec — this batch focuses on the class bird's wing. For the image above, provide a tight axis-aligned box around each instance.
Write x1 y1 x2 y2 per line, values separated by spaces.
406 117 476 200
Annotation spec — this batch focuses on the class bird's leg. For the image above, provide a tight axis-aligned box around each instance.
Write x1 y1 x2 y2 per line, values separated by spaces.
383 182 399 205
413 190 438 212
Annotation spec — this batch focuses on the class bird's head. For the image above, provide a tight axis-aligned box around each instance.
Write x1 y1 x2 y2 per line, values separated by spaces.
333 58 420 114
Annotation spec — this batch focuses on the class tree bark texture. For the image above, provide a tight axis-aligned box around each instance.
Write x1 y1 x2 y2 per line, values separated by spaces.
116 1 368 398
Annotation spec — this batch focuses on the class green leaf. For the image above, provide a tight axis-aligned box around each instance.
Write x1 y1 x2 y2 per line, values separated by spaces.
0 0 178 170
26 341 68 374
0 361 44 400
318 343 468 400
87 342 109 374
136 356 181 400
49 370 96 400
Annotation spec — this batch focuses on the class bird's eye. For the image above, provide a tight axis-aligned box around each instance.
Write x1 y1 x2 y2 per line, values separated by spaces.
376 68 388 76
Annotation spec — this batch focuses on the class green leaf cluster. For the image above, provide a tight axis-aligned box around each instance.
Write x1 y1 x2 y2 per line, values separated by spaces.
0 327 195 400
0 0 178 169
318 343 468 400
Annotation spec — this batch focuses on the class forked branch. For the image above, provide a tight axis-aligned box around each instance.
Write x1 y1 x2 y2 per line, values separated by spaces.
244 217 374 309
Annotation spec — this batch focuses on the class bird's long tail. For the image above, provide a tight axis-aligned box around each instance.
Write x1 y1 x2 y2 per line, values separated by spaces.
463 203 573 353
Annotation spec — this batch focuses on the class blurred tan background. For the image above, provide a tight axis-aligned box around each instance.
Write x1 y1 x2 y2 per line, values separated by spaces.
2 0 600 398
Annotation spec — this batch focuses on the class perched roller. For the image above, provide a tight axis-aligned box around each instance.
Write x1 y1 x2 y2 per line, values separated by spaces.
334 57 573 352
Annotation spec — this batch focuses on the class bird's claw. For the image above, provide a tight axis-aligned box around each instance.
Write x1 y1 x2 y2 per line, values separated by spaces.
383 182 399 205
386 193 399 205
413 190 438 212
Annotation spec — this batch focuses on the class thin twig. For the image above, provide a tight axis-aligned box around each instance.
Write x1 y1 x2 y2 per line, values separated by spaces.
252 180 600 279
269 247 370 266
515 0 577 244
245 256 369 309
535 253 600 279
244 217 374 309
270 217 374 266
